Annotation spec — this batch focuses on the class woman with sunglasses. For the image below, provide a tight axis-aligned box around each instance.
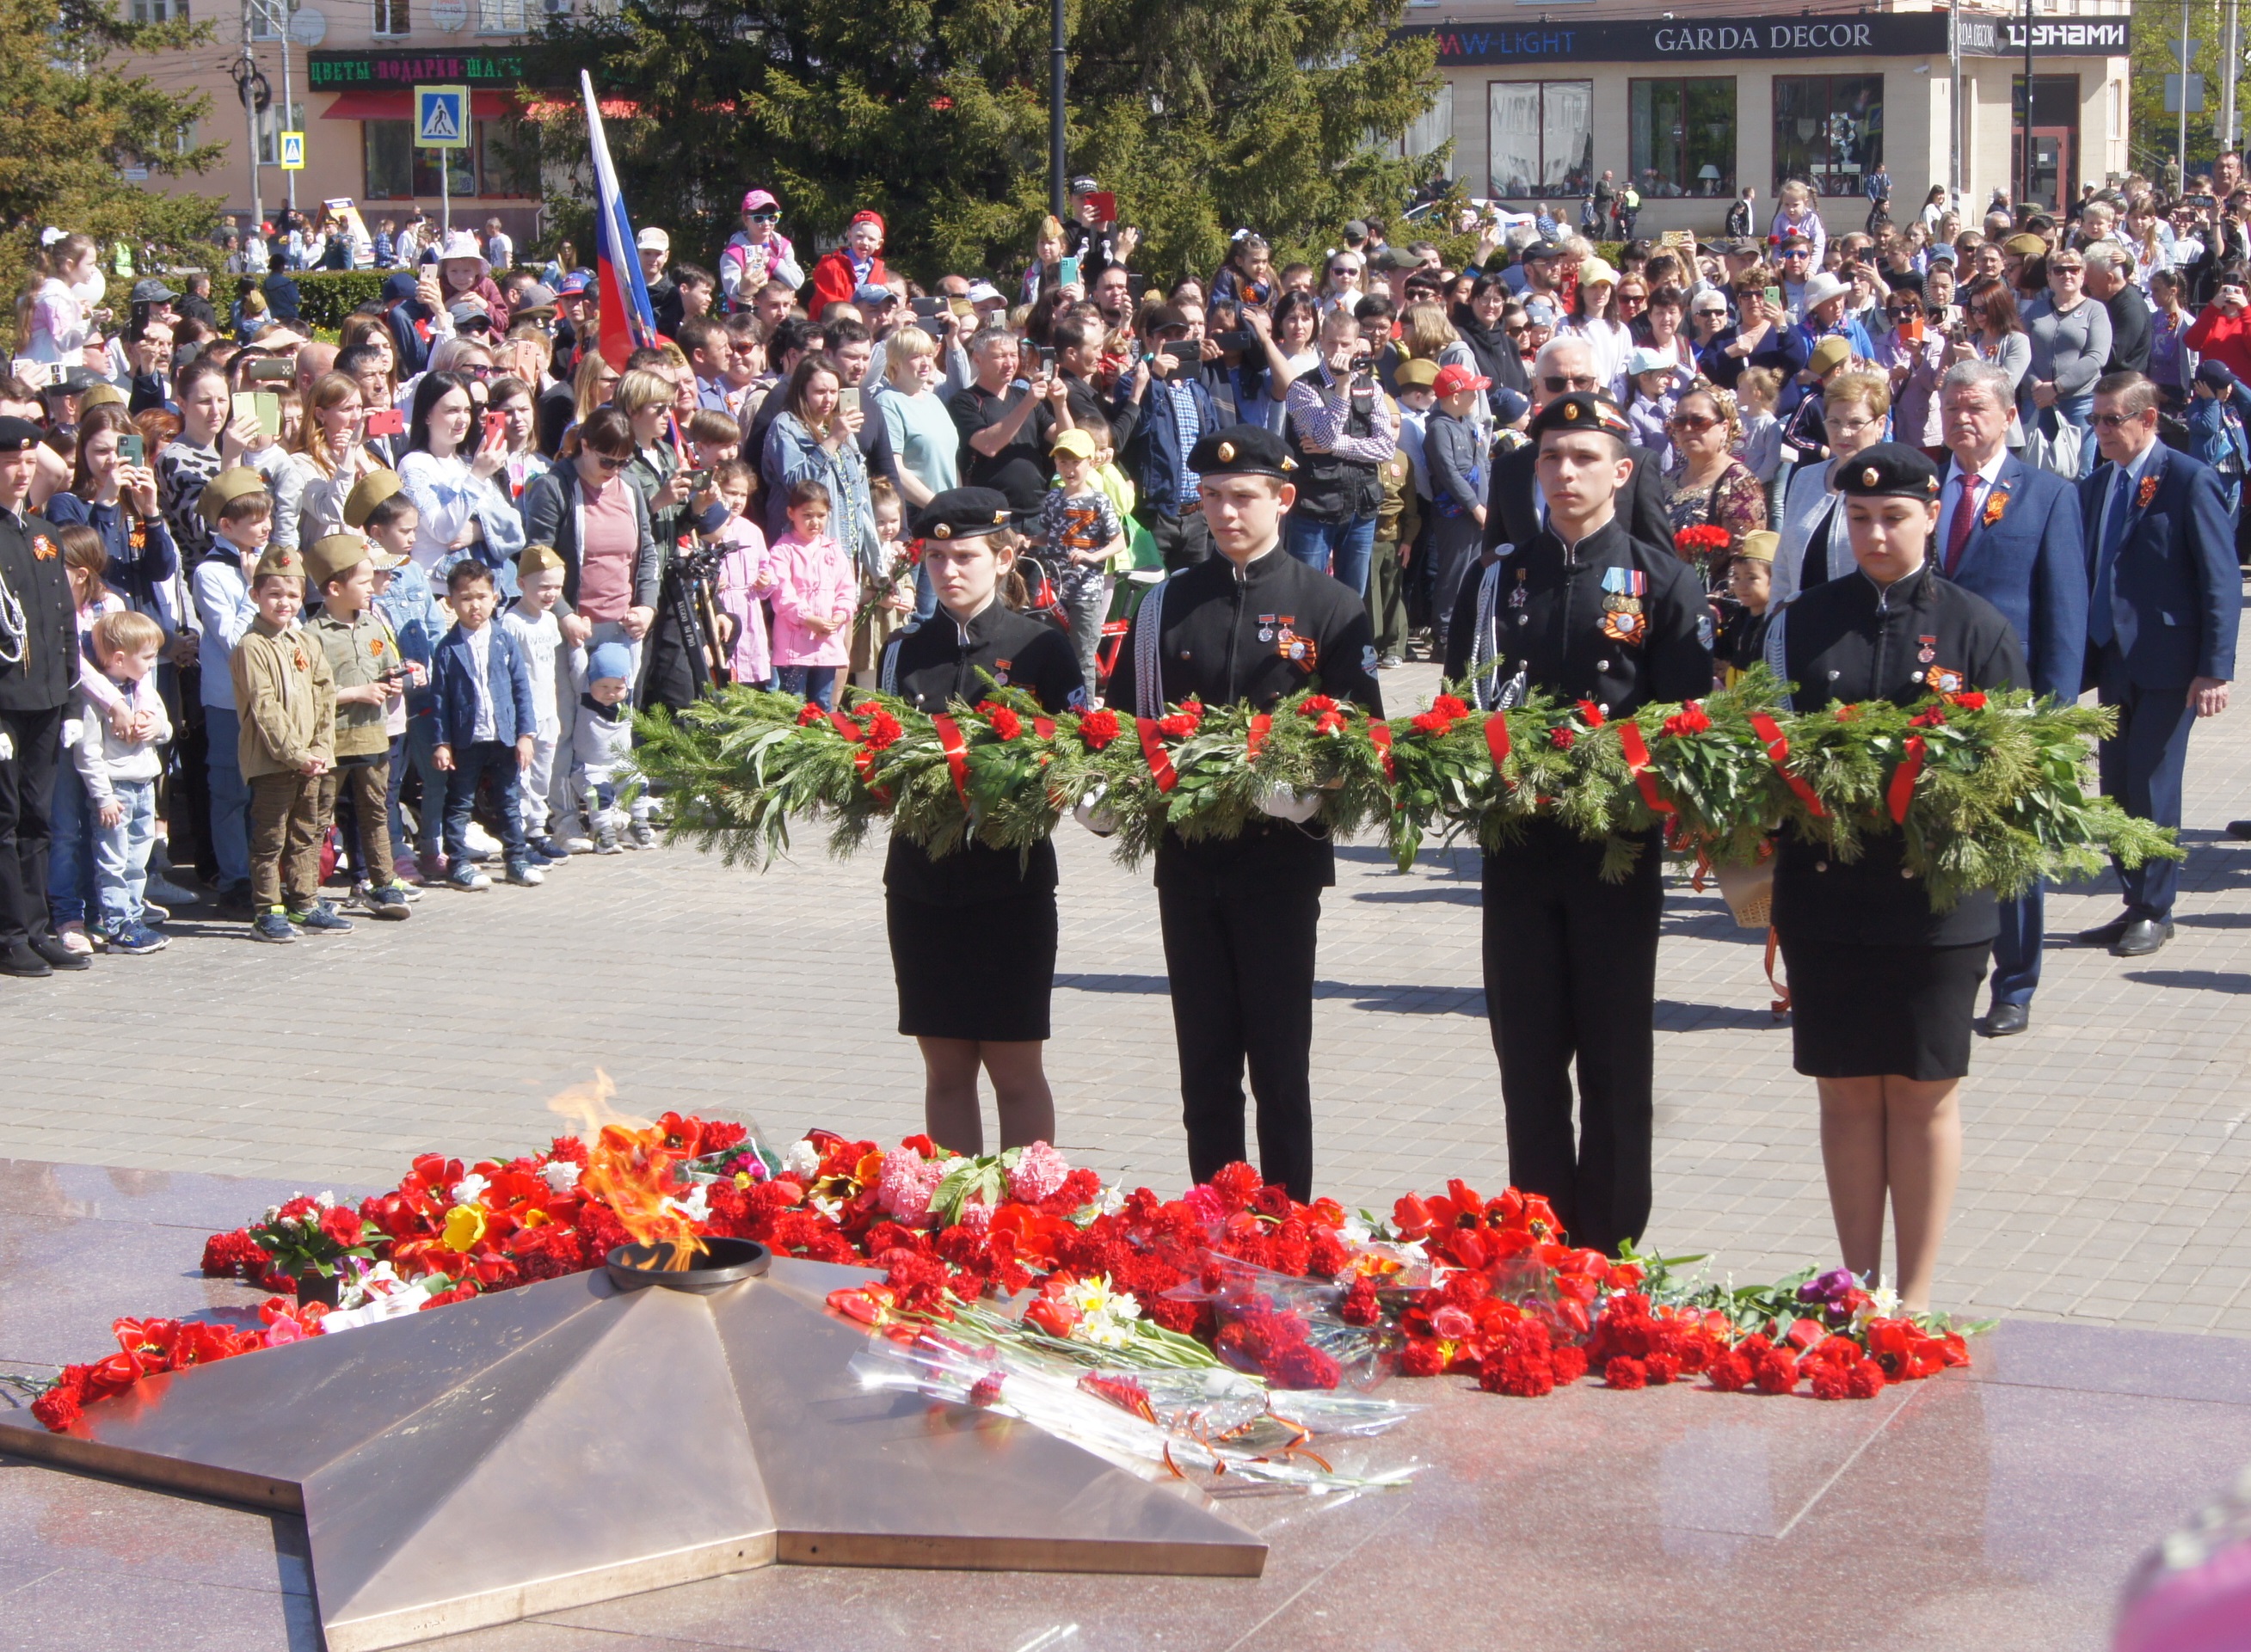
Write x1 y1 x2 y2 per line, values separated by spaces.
520 406 661 697
2021 249 2110 475
1944 279 2029 450
1873 285 1947 458
1664 384 1765 596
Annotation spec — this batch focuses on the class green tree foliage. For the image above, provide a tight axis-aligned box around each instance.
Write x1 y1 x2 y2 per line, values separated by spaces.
522 0 1442 288
0 0 224 278
2129 0 2231 175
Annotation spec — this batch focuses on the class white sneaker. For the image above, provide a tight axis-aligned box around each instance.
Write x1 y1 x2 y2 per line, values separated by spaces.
563 835 594 854
464 820 503 857
506 862 544 887
57 920 95 955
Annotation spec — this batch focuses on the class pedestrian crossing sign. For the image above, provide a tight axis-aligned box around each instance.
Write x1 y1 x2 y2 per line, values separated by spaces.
415 84 470 150
278 131 304 170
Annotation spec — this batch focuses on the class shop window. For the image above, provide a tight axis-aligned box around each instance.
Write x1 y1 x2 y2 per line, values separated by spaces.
1487 80 1592 199
363 120 532 199
1772 75 1883 197
1629 78 1736 200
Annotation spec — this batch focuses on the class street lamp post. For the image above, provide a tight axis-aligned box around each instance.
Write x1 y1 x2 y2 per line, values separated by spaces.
1049 0 1067 220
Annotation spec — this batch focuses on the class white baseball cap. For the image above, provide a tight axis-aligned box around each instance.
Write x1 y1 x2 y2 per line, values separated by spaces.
637 227 670 253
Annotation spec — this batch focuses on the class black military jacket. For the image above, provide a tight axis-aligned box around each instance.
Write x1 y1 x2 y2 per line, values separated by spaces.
1109 543 1383 894
1770 559 2030 947
1444 517 1712 719
0 509 77 715
879 596 1081 906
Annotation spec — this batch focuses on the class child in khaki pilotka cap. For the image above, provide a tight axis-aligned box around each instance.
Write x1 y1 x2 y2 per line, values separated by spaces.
1719 529 1776 685
231 544 342 944
305 531 414 922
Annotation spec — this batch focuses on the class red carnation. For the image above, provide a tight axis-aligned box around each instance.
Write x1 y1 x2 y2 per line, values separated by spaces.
1549 727 1577 750
200 1229 263 1280
1402 1337 1446 1377
969 1371 1005 1408
1156 711 1197 739
1847 1360 1886 1399
1314 711 1345 734
979 703 1024 740
1549 1343 1589 1385
1662 702 1713 738
1576 699 1605 728
1753 1349 1801 1395
319 1206 366 1250
1338 1276 1381 1326
861 708 905 751
1909 707 1948 728
796 703 827 727
1271 1342 1342 1391
1707 1350 1753 1391
1953 691 1987 710
1078 708 1121 749
1432 694 1470 720
1479 1351 1554 1397
1605 1355 1649 1390
1296 695 1338 718
1411 709 1455 736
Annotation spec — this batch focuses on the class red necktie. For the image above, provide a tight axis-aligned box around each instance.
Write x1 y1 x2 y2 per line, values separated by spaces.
1942 473 1977 576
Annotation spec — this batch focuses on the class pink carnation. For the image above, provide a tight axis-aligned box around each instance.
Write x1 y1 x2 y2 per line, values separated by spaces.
1006 1141 1071 1204
876 1151 946 1227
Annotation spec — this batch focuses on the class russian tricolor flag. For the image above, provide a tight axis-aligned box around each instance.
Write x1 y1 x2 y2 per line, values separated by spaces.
582 70 658 369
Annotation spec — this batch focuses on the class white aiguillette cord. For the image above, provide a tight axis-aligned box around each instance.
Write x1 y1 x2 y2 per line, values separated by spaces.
1133 574 1167 722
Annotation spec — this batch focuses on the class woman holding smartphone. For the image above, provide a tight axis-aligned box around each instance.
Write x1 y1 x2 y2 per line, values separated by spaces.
46 403 179 638
282 372 378 545
397 369 525 593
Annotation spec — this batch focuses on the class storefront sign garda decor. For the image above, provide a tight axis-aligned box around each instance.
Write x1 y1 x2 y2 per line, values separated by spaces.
1402 14 2127 64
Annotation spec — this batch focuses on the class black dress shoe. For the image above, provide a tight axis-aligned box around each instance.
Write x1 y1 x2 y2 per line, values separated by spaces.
29 935 91 971
1978 1003 2031 1038
0 940 52 978
2112 918 2175 957
2076 913 2133 946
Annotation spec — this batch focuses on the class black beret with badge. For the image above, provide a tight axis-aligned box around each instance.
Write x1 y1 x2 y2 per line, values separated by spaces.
0 415 43 451
1526 390 1634 445
913 486 1012 542
1836 441 1943 501
1186 423 1295 480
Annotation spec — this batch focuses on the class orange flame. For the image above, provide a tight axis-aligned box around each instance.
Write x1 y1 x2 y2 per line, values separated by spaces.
547 1071 706 1270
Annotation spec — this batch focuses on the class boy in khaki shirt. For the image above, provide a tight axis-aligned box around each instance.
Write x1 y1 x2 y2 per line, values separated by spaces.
231 545 344 943
305 531 412 920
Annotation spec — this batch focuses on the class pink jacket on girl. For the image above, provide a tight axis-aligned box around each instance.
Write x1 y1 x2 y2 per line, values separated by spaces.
709 513 779 685
768 528 855 668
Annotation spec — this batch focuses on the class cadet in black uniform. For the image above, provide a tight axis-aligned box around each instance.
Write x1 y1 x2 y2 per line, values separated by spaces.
0 416 89 977
879 487 1084 1157
1107 425 1383 1201
1764 443 2027 1311
1442 392 1711 1256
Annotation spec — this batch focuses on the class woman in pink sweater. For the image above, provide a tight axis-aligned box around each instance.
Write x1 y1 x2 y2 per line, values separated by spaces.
768 477 856 708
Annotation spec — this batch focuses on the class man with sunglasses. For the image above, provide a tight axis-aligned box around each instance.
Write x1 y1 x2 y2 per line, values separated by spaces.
1444 392 1710 1258
1483 335 1672 551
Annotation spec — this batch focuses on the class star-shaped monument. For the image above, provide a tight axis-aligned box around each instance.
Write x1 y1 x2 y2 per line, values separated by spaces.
0 1251 1265 1650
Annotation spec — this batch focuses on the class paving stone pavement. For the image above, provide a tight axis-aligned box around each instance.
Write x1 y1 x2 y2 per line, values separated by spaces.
3 660 2249 1336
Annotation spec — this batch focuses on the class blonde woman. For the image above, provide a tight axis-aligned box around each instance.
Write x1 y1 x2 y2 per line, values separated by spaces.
876 324 957 509
1771 370 1890 603
284 371 379 544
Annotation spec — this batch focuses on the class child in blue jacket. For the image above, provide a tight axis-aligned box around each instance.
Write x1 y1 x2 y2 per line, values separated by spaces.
429 561 540 891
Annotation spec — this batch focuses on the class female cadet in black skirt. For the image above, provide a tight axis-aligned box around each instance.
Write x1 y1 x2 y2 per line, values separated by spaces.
878 487 1084 1156
1765 443 2028 1312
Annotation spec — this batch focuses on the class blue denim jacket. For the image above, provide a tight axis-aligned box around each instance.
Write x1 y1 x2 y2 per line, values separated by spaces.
375 563 444 715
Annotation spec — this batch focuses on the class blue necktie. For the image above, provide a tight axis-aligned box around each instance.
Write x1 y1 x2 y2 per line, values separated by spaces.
2090 469 2131 648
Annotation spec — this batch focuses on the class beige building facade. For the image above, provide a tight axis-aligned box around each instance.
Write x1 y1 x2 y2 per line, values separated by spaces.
1394 2 2131 237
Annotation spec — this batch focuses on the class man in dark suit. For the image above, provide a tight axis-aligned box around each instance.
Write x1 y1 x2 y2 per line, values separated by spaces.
2077 371 2240 956
1934 360 2090 1036
1484 335 1673 554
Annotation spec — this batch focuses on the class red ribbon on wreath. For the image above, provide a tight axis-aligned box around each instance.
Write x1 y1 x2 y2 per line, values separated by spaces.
1245 713 1272 760
1749 713 1827 818
1616 722 1675 815
1484 709 1511 774
1886 734 1927 826
827 710 891 802
1368 721 1396 783
1135 717 1179 792
931 714 973 807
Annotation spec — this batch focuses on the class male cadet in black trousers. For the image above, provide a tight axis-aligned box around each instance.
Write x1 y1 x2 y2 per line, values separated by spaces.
0 416 92 978
1109 424 1383 1201
1443 393 1711 1256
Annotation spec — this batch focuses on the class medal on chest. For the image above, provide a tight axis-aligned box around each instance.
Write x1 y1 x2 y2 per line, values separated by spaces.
1273 617 1317 670
1257 612 1276 643
991 657 1012 688
1596 566 1648 646
1917 634 1936 665
30 534 57 562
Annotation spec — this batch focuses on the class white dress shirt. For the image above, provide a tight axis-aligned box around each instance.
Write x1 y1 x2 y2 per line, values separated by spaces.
1937 447 2010 562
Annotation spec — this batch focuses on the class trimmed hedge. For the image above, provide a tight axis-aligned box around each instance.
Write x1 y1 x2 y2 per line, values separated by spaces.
231 271 395 333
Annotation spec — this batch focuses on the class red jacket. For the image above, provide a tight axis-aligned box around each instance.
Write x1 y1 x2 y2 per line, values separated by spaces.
809 249 886 317
2186 306 2251 384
